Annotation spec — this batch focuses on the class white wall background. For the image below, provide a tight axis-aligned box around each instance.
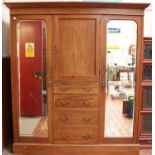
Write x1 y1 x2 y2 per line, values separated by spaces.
2 4 10 57
2 0 152 57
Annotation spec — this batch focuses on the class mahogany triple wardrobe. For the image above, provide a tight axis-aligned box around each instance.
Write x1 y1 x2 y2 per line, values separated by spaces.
5 2 150 155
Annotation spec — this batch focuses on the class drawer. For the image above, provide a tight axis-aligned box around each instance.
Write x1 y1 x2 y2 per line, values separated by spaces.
54 110 98 125
54 95 98 108
54 82 99 94
54 126 98 144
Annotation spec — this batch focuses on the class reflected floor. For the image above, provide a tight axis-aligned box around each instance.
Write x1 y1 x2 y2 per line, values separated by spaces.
105 95 133 137
19 117 48 137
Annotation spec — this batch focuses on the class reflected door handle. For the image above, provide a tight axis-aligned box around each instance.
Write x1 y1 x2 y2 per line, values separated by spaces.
34 71 42 79
35 71 48 79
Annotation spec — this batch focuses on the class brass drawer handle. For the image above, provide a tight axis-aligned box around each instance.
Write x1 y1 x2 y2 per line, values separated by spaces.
60 101 69 106
60 116 69 122
83 101 91 106
83 133 91 140
82 86 92 92
83 117 92 122
61 134 68 140
60 85 69 91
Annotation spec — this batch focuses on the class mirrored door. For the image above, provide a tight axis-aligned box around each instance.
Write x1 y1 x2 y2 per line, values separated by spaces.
17 20 48 137
13 16 52 140
101 16 142 142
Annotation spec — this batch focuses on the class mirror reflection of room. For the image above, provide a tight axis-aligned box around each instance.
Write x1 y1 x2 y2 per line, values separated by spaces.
17 20 48 137
104 20 137 137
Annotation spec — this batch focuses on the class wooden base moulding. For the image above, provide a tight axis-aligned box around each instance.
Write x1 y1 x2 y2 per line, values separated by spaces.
13 144 139 155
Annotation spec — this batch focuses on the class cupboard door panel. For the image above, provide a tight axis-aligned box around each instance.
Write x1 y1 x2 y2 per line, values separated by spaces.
54 15 100 81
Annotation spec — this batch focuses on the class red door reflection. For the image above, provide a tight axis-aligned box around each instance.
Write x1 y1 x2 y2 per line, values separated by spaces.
19 21 43 116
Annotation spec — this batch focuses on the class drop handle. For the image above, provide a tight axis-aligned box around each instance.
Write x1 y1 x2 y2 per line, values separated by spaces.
60 101 68 106
60 116 69 122
82 86 92 92
83 117 92 122
61 134 68 140
83 133 91 140
49 80 53 86
60 85 69 91
53 46 58 54
102 81 106 87
83 101 91 106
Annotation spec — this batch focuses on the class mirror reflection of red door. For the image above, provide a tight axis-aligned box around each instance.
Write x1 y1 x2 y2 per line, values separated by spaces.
19 21 43 116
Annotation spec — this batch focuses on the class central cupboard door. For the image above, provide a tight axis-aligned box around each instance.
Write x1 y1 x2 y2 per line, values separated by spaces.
53 15 100 81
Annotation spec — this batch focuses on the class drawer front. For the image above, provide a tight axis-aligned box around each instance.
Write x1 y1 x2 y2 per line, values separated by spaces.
54 110 98 125
54 126 98 144
54 82 99 94
54 95 98 108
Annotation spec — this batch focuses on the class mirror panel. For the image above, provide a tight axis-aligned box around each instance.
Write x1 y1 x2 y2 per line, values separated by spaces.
17 20 48 137
104 20 137 137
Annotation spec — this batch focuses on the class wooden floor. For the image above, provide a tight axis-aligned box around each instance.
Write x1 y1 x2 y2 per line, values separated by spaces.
105 95 133 137
2 148 152 155
140 149 152 155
